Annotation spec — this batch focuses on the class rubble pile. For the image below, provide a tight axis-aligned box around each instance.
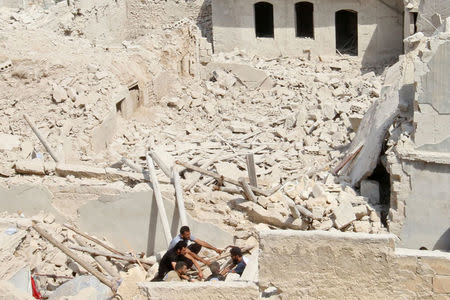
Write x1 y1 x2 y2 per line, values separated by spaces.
0 1 392 238
0 212 156 298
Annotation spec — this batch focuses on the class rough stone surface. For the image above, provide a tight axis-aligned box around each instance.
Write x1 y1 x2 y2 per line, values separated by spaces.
138 281 259 299
332 201 356 229
259 230 450 299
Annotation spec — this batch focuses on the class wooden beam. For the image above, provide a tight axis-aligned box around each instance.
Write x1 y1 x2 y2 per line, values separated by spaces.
239 177 257 203
32 223 117 292
176 161 270 197
23 114 59 162
246 153 257 187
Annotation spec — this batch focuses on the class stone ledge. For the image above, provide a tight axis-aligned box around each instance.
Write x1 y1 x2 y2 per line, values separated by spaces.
138 281 259 300
259 229 398 244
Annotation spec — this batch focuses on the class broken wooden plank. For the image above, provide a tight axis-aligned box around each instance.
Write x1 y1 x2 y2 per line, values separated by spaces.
68 244 155 265
23 114 59 162
73 235 121 279
32 223 117 293
146 153 172 245
332 144 363 175
64 223 125 256
239 177 257 203
246 153 257 187
176 161 270 197
184 150 224 191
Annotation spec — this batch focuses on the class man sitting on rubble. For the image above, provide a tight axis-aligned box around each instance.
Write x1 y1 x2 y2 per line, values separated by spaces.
206 261 225 281
221 247 248 277
164 261 189 282
153 240 204 281
169 226 223 267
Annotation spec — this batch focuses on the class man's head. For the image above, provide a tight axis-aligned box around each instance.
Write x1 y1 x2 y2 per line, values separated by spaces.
209 261 220 275
180 226 191 240
230 247 242 264
174 261 188 276
174 240 188 256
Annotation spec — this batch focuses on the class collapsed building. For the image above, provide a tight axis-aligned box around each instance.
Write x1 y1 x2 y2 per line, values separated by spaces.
0 0 449 298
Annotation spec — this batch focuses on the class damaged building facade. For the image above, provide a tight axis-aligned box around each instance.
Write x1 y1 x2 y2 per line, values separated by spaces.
212 0 404 65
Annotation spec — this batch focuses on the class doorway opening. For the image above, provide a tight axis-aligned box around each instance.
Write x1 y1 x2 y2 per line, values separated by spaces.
335 10 358 55
254 2 274 38
295 2 314 38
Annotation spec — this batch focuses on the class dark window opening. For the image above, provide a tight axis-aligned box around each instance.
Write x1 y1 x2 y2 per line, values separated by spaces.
295 2 314 38
335 10 358 56
116 99 124 113
413 12 418 33
254 2 274 38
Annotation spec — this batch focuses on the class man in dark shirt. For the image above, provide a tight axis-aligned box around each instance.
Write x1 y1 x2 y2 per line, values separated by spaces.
152 241 188 281
221 247 248 277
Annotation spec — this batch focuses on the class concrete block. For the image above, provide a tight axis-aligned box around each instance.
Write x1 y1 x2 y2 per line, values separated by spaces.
56 163 106 179
14 160 45 175
48 275 112 300
433 276 450 294
360 180 380 204
0 134 20 151
333 201 356 229
91 112 117 152
138 281 259 299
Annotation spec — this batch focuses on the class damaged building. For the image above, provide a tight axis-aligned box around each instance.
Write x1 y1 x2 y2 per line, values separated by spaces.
0 0 449 298
212 0 404 65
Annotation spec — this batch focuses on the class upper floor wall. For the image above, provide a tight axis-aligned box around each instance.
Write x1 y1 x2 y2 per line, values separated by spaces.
212 0 404 66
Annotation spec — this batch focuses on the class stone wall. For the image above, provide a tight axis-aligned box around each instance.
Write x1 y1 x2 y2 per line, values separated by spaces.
212 0 403 66
386 35 449 251
259 230 450 298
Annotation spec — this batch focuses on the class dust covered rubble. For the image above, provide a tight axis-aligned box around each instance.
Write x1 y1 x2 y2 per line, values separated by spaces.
0 2 390 244
0 211 158 299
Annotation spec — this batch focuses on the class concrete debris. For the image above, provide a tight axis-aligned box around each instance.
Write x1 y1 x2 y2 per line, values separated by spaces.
2 0 442 296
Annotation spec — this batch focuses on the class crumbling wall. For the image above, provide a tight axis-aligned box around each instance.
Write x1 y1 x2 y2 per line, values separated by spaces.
384 33 449 250
417 0 450 36
212 0 403 65
259 230 450 298
125 0 212 41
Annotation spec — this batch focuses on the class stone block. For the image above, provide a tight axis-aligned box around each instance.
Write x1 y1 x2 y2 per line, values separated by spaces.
360 180 380 204
91 112 117 152
433 276 450 294
0 134 20 151
353 205 369 219
48 275 112 300
56 163 106 179
332 201 356 229
14 160 45 175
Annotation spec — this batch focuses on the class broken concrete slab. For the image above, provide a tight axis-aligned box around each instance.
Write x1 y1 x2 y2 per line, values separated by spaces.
205 63 273 90
332 201 356 229
14 160 45 175
48 275 112 300
55 163 106 179
0 134 21 152
237 201 306 230
360 180 380 204
0 185 65 223
78 191 233 255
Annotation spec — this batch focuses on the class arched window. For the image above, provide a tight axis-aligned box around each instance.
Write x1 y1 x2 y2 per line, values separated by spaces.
295 2 314 38
254 2 274 38
335 10 358 55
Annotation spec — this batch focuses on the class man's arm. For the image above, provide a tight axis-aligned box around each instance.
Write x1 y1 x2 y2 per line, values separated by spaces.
187 249 210 265
185 253 204 280
193 239 223 254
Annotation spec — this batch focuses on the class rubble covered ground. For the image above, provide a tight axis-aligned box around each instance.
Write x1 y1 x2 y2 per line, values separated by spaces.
0 1 404 298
